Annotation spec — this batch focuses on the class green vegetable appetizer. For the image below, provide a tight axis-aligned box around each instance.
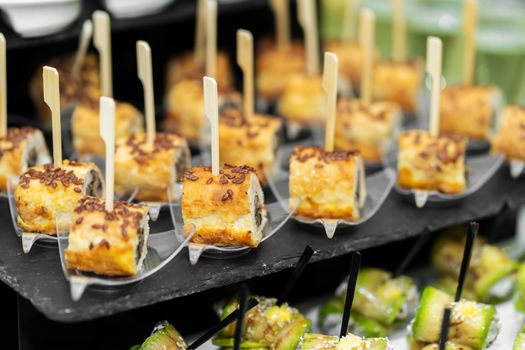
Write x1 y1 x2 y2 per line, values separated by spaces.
514 264 525 313
132 321 187 350
300 333 391 350
213 296 310 350
514 323 525 350
408 287 500 350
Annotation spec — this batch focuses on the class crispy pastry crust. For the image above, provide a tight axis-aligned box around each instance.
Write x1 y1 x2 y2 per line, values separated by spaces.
71 101 144 158
218 109 282 184
397 130 467 194
289 146 366 220
491 105 525 161
440 85 498 140
373 59 423 114
324 41 363 86
181 165 267 247
0 127 50 191
14 160 104 234
65 196 149 276
277 74 326 125
115 132 191 202
334 99 401 162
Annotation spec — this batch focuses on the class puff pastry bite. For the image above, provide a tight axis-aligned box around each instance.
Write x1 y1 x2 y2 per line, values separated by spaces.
65 196 150 276
0 127 50 191
491 105 525 162
163 79 241 142
277 74 326 125
397 130 467 194
219 109 282 184
289 146 367 220
334 99 401 163
181 165 267 248
373 60 423 114
324 41 363 86
256 39 306 101
30 53 100 126
440 85 499 140
71 100 144 159
14 160 104 234
115 132 191 202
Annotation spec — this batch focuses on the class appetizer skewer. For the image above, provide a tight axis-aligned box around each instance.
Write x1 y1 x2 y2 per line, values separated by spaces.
491 105 525 178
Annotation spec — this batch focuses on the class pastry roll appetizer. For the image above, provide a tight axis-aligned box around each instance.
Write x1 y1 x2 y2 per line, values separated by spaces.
440 85 499 140
373 60 423 114
181 165 267 248
408 287 500 350
324 41 363 87
115 132 191 202
219 109 282 184
65 196 150 276
14 160 104 234
491 105 525 162
397 130 467 194
289 146 366 221
334 99 401 163
133 321 187 350
71 100 144 159
301 333 391 350
0 127 50 191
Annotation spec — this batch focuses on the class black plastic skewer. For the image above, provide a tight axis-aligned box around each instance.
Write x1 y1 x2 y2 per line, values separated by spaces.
233 284 249 350
455 222 478 302
277 245 315 306
438 308 452 350
393 229 432 278
340 251 362 339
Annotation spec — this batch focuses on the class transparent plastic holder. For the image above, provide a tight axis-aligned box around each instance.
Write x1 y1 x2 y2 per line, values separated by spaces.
510 159 525 179
56 213 195 301
266 169 396 239
124 183 183 222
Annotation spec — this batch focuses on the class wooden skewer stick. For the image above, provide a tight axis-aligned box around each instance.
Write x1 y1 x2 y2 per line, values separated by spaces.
206 0 217 78
426 36 443 137
99 96 116 212
237 29 254 121
341 0 355 41
72 20 93 79
137 41 156 143
43 67 62 168
93 11 113 98
323 52 339 152
203 77 219 176
297 0 320 76
194 0 207 65
0 33 6 138
462 0 478 85
359 8 375 105
391 0 406 62
269 0 291 48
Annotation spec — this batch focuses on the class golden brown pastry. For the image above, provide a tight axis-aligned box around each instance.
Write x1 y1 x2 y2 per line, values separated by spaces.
256 39 306 101
324 41 363 86
397 130 467 194
29 53 100 126
71 100 144 159
491 105 525 162
219 109 282 184
65 196 150 276
14 160 104 234
373 60 423 114
277 74 326 125
440 85 499 140
289 146 366 220
115 132 191 202
181 165 267 248
334 99 401 162
0 127 50 191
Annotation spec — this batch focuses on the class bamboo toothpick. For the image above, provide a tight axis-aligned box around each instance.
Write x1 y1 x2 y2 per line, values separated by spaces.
137 41 156 143
93 11 113 97
426 36 443 137
341 0 355 41
359 8 375 105
269 0 291 49
237 29 254 121
203 77 219 176
43 67 62 168
194 0 207 65
391 0 406 62
206 0 217 78
323 52 339 152
462 0 478 85
297 0 320 76
72 20 93 79
0 33 6 138
99 96 116 212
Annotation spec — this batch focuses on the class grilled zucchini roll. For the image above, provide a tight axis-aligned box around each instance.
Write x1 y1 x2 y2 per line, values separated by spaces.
514 323 525 350
14 160 104 234
301 333 391 350
514 264 525 313
492 105 525 163
65 196 150 276
131 321 187 350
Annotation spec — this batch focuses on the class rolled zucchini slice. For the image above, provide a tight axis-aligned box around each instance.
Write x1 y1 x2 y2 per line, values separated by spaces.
514 264 525 314
133 321 187 350
300 333 391 350
514 323 525 350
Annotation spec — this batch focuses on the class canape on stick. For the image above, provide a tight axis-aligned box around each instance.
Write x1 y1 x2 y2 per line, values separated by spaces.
491 105 525 162
301 333 391 350
133 321 187 350
515 264 525 314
